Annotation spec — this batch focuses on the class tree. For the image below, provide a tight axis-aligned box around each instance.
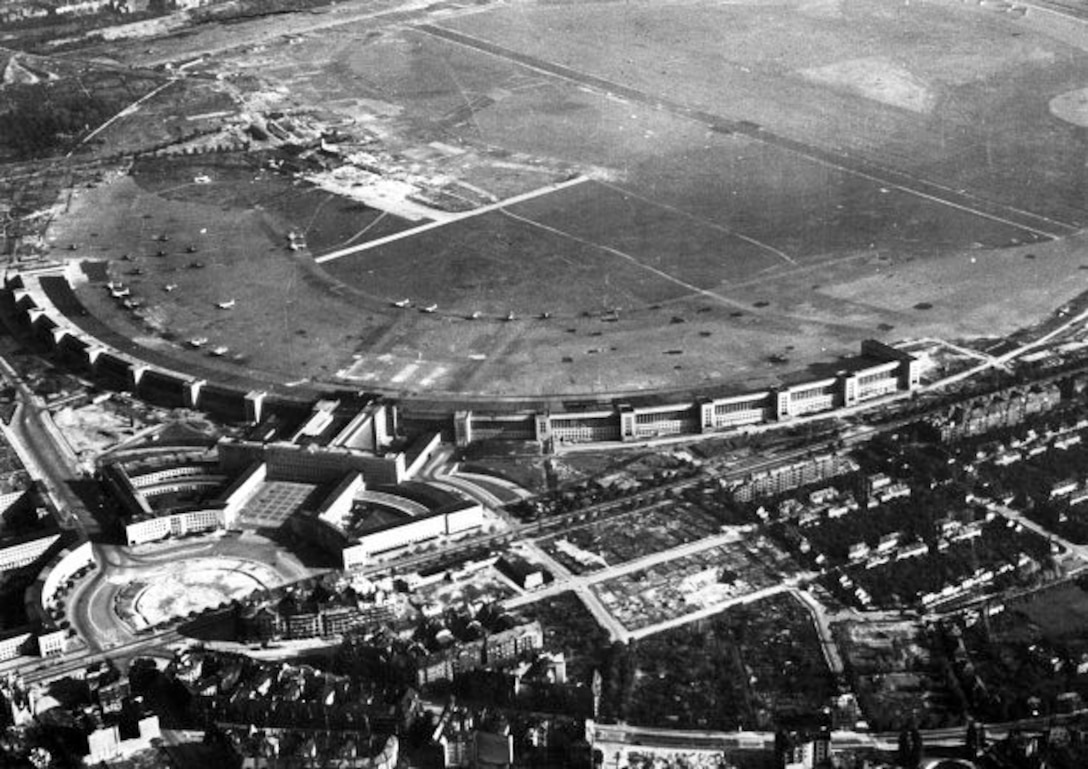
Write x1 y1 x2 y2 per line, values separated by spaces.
897 722 923 769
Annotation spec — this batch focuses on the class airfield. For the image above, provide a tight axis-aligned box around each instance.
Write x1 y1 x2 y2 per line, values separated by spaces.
38 0 1088 403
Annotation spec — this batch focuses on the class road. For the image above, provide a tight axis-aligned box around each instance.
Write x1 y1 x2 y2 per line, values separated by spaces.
66 534 321 655
592 722 897 754
0 341 98 534
592 703 1088 757
910 304 1088 396
355 489 429 516
503 528 782 641
67 547 127 655
986 500 1088 563
416 446 516 511
504 528 749 609
789 586 846 678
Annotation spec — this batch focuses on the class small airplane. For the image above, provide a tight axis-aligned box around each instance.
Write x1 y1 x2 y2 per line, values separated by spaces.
210 345 229 356
421 304 438 313
163 283 178 292
287 231 306 251
392 298 411 308
188 337 208 348
216 299 236 309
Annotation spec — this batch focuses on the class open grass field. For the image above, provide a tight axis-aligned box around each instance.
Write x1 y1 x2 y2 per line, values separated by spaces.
1004 579 1088 641
130 154 419 255
32 0 1088 402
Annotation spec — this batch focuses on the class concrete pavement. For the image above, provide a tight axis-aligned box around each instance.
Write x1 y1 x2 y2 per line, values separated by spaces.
0 347 98 534
790 586 846 677
504 528 748 610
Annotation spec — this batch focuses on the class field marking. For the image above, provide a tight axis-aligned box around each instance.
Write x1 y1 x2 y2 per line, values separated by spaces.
329 210 389 251
811 164 1061 241
596 180 797 266
419 365 448 387
390 363 420 383
498 208 750 311
301 191 336 238
66 78 178 159
313 176 590 264
414 23 1077 240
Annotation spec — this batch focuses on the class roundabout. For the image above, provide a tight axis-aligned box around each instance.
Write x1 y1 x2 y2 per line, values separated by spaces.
125 557 289 630
67 533 320 652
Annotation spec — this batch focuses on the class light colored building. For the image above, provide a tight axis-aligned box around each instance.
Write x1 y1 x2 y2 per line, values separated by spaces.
341 502 486 569
541 409 620 445
0 631 33 662
0 533 60 572
86 715 161 764
730 453 858 503
700 391 774 430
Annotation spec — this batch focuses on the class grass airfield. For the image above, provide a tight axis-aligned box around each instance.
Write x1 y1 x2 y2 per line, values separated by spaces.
36 0 1088 401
